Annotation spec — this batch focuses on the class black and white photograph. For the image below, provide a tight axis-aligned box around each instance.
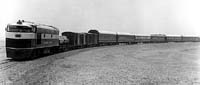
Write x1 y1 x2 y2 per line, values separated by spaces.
0 0 200 84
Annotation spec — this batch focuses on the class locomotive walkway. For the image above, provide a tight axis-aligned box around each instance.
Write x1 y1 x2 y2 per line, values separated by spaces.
0 42 200 84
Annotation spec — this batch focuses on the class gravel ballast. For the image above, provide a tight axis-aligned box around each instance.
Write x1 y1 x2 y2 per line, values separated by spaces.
0 42 200 85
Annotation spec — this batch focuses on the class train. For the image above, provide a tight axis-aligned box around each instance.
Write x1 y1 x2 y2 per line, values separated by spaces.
5 20 200 60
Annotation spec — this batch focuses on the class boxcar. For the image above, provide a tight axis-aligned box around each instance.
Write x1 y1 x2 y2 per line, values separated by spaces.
62 32 79 48
85 33 98 46
78 33 85 47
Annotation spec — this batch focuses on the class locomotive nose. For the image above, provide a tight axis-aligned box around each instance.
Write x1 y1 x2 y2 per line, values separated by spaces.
6 48 34 60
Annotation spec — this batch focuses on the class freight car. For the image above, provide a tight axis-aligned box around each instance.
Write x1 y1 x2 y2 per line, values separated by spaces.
61 32 98 49
5 20 59 59
85 33 98 47
62 32 82 49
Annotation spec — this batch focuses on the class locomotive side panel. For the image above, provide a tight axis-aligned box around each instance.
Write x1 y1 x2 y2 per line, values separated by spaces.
34 27 59 55
35 28 59 48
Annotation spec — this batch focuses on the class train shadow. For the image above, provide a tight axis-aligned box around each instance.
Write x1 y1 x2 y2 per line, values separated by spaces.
8 54 55 62
6 58 33 62
8 46 103 61
7 44 123 61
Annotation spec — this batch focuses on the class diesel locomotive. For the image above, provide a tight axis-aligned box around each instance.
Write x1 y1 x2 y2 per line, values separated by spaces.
5 20 200 60
5 20 59 59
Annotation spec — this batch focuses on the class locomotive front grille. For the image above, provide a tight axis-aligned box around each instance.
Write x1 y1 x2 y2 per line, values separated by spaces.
6 38 32 48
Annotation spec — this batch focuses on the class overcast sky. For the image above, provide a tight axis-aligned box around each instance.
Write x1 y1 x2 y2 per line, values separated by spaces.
1 0 200 40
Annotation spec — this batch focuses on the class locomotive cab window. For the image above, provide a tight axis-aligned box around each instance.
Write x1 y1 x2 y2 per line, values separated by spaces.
7 25 35 32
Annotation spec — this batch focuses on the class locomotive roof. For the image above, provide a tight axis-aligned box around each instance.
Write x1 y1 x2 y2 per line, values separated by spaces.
37 25 59 31
9 20 59 31
62 31 77 34
8 23 33 28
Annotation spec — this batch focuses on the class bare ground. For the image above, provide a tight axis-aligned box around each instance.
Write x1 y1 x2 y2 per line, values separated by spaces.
0 42 200 85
